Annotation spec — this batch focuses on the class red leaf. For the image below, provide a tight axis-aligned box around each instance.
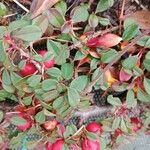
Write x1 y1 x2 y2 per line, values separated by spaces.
87 33 122 48
119 68 132 82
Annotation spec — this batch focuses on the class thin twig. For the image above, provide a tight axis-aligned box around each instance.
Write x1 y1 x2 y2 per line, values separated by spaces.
3 13 17 18
119 0 126 34
83 30 150 94
12 0 29 13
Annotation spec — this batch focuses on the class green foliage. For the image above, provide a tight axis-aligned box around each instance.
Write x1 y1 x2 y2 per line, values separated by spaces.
0 0 150 149
71 4 89 23
96 0 114 13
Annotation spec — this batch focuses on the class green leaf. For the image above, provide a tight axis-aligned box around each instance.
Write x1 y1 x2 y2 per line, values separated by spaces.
122 24 139 41
145 51 150 60
14 25 42 42
112 117 121 130
33 15 49 34
137 36 150 48
42 90 59 102
0 2 7 17
88 13 98 28
143 58 150 72
90 58 99 70
122 56 137 69
137 89 150 103
23 96 32 106
0 40 6 62
123 18 136 29
2 83 15 93
27 75 41 87
11 116 27 126
99 17 110 26
133 66 143 77
68 88 80 108
35 111 45 124
64 124 77 138
61 63 74 80
144 77 150 95
47 67 62 79
74 51 85 60
55 1 67 16
96 0 114 13
42 51 54 62
107 95 122 106
46 8 64 28
0 111 4 123
126 90 137 108
53 96 64 110
8 20 31 32
2 69 11 85
70 75 88 92
47 40 60 56
10 72 22 86
101 49 118 63
71 5 89 23
47 40 69 65
41 79 58 91
0 89 11 101
86 132 97 141
62 144 69 150
0 26 7 38
18 60 26 69
120 118 128 133
55 45 70 65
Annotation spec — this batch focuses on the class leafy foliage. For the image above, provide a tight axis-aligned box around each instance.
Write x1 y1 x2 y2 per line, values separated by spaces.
0 0 150 149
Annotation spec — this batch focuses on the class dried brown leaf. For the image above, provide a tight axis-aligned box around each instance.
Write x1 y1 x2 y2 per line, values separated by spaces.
30 0 60 18
126 10 150 30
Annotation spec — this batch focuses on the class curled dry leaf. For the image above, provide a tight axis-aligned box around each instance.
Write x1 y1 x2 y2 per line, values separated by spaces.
30 0 60 18
87 33 122 48
126 10 150 30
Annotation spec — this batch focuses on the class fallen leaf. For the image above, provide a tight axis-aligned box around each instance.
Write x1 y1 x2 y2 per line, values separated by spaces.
30 0 59 18
126 10 150 30
87 33 122 48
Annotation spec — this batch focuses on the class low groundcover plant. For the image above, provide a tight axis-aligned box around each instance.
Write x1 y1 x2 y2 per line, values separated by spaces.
0 0 150 149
